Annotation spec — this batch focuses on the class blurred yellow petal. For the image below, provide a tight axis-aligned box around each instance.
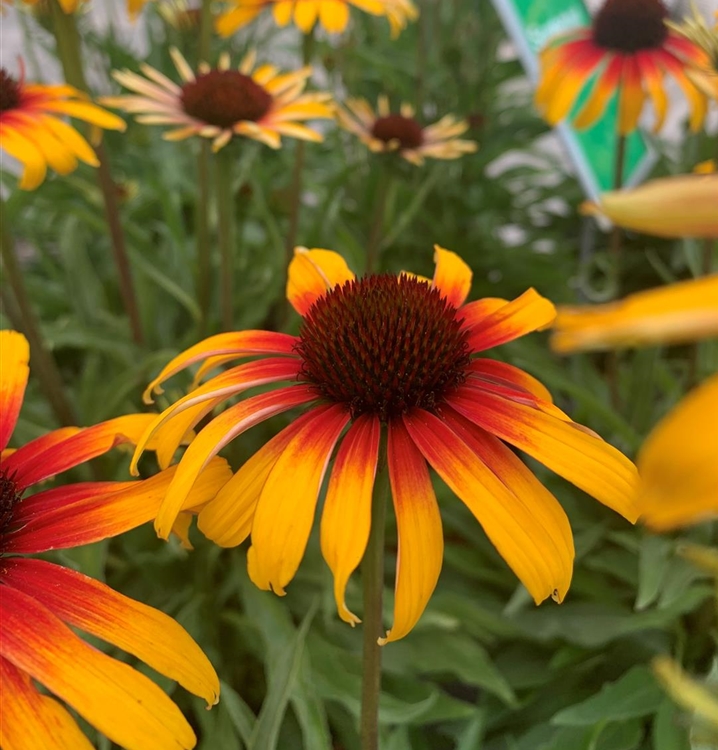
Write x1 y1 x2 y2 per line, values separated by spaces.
638 374 718 531
552 276 718 353
581 175 718 238
653 656 718 729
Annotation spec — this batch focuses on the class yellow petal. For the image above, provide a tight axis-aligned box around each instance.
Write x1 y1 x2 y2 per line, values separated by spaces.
551 276 718 353
318 0 350 33
320 415 380 625
248 405 349 594
581 175 718 238
653 656 718 729
380 419 443 644
431 245 472 308
638 374 718 531
286 247 355 315
0 330 29 453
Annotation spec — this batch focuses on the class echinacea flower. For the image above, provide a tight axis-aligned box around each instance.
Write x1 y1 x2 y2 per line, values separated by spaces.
103 48 334 152
131 246 638 644
535 0 710 134
0 66 125 190
337 96 477 166
0 330 231 750
580 173 718 238
551 275 718 353
216 0 418 38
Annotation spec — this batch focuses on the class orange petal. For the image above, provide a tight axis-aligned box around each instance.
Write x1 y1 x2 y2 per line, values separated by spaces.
155 385 317 539
0 586 196 750
320 414 380 625
198 408 325 547
616 55 645 135
0 330 29 452
635 50 668 131
142 331 298 403
657 48 708 132
449 387 639 521
574 55 623 129
286 247 355 316
551 275 718 353
248 404 350 594
637 374 718 531
379 419 443 643
431 245 472 308
403 409 572 605
5 415 156 491
7 458 231 553
4 558 219 707
468 358 554 402
461 289 556 352
0 657 94 750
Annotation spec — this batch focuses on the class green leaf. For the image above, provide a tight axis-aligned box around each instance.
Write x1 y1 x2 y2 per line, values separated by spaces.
552 666 663 726
653 697 690 750
220 681 257 748
636 535 673 611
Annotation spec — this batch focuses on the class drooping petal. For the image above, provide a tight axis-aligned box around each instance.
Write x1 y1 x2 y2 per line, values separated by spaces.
155 385 317 539
617 54 645 135
0 586 196 750
431 245 472 308
248 404 350 594
0 658 94 750
286 246 355 316
6 458 231 553
449 387 640 521
635 50 669 131
580 175 718 239
404 409 573 604
4 414 156 491
551 275 718 353
142 331 299 404
319 0 350 32
320 414 380 625
573 55 623 129
461 289 557 352
198 407 326 547
379 419 443 644
4 558 219 707
637 374 718 531
0 330 29 452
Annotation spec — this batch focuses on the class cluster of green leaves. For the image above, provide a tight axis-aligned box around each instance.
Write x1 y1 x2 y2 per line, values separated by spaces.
3 0 718 748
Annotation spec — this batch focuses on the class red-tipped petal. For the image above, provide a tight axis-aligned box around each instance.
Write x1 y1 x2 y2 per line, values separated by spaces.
468 359 554 403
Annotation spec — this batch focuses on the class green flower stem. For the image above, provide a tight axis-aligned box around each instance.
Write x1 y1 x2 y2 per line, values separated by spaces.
215 149 235 331
1 202 76 426
366 170 393 273
196 142 212 335
361 444 389 750
607 132 626 408
199 0 214 63
49 0 144 346
284 30 316 268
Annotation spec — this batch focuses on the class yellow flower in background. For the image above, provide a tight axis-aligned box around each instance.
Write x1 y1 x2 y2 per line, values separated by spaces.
653 656 718 731
551 276 718 353
131 246 638 644
580 174 718 238
103 48 334 151
337 96 477 166
0 331 229 750
637 374 718 531
1 0 82 10
535 0 710 134
669 3 718 100
0 66 125 190
217 0 417 37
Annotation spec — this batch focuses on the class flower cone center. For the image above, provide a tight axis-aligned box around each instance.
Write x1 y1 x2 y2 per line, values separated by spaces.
0 69 21 113
181 70 272 128
0 469 21 542
592 0 668 52
371 115 425 150
297 275 471 422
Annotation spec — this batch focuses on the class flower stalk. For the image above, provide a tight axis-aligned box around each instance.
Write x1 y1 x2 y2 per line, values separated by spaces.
49 0 144 346
215 148 235 330
360 445 389 750
366 170 393 273
0 202 76 426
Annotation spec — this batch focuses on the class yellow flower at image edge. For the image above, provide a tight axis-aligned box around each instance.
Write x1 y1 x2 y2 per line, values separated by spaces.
133 246 638 644
535 0 709 134
217 0 418 38
103 48 334 151
0 67 125 190
0 330 229 750
337 96 477 166
2 0 149 15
